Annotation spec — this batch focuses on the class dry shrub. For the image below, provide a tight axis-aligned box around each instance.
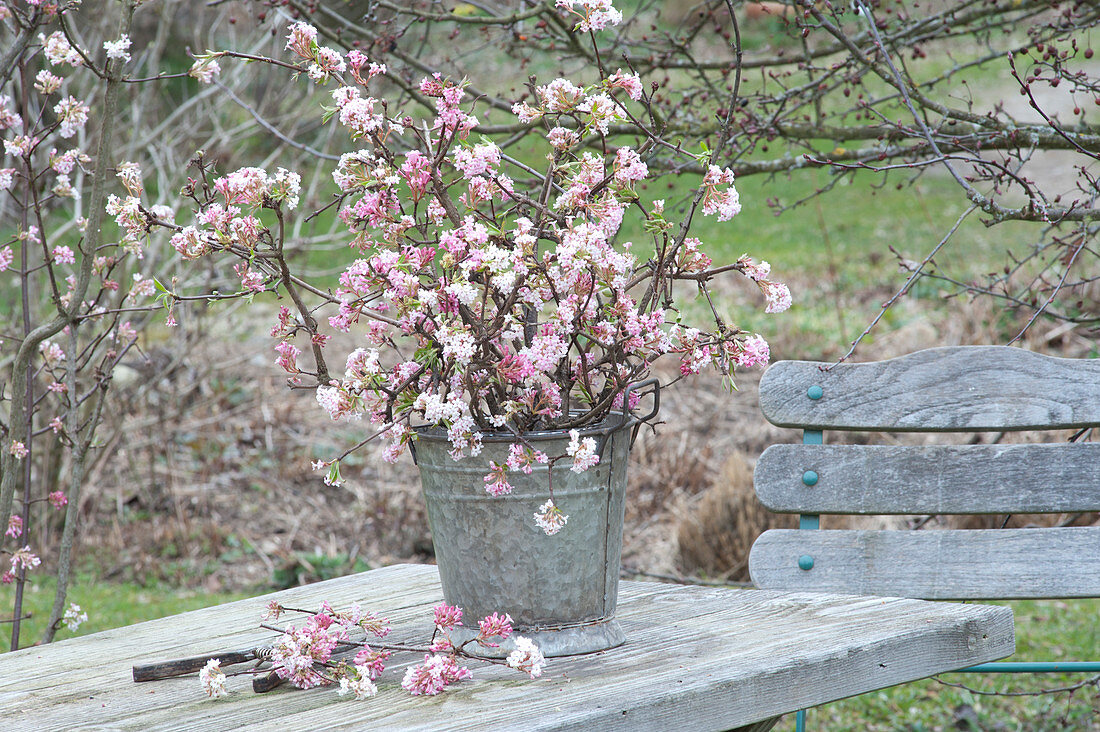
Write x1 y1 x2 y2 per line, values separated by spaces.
626 424 714 524
676 451 795 581
74 313 439 590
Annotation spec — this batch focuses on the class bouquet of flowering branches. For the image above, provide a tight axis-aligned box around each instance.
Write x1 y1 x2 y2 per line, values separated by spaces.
134 600 543 701
160 5 789 521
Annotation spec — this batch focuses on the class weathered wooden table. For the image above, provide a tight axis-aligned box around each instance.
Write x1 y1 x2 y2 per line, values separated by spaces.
0 563 1013 731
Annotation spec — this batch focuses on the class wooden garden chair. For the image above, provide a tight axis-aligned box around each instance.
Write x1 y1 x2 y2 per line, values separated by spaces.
748 345 1100 731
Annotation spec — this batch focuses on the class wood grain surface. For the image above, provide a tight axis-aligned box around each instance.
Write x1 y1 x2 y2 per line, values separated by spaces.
754 443 1100 514
759 346 1100 431
750 527 1100 600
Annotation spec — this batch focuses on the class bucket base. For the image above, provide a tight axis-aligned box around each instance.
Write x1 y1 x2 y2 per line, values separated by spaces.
449 617 626 658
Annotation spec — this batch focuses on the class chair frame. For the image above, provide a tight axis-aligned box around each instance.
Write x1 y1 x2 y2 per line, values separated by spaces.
747 347 1100 731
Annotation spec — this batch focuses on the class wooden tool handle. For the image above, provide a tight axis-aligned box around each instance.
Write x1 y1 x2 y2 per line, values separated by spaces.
253 670 284 693
132 650 255 682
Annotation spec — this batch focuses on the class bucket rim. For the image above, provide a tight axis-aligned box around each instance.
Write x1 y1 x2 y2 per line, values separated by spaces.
412 412 633 444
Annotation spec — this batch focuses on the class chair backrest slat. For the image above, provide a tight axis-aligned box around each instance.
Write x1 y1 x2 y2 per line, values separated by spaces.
749 527 1100 600
751 345 1100 603
759 346 1100 432
755 443 1100 515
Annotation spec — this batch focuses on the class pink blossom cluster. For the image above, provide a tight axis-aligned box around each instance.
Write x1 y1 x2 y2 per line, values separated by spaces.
760 280 793 314
188 53 222 84
506 636 546 678
210 601 540 701
34 69 62 94
235 263 266 293
0 94 18 130
433 602 463 631
52 245 75 264
701 165 742 221
102 35 132 63
0 100 18 134
477 612 515 647
62 602 87 632
737 254 791 315
735 334 771 369
556 0 624 33
480 459 511 496
534 499 569 536
4 545 41 583
53 96 89 138
400 653 473 696
483 444 549 497
199 659 228 698
5 134 38 157
269 613 348 689
453 142 501 179
398 602 536 695
39 340 65 366
607 69 643 100
614 147 648 187
268 601 393 691
40 31 83 67
566 430 599 473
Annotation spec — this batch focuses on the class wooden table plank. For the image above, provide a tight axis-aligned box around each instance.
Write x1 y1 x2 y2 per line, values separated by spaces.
0 564 1014 732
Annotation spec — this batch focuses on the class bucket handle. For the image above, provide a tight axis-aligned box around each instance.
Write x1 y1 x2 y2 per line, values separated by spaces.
597 378 661 457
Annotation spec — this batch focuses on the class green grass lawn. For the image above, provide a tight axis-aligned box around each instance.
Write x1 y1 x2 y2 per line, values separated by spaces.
779 598 1100 732
0 573 248 653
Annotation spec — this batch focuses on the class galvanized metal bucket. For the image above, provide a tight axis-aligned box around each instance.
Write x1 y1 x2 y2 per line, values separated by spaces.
412 382 658 658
